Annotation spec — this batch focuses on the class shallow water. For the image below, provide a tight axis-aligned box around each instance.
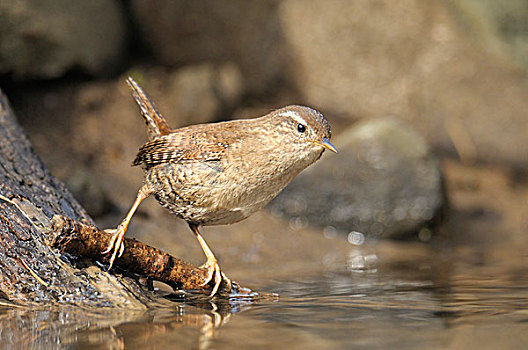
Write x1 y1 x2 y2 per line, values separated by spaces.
1 238 528 350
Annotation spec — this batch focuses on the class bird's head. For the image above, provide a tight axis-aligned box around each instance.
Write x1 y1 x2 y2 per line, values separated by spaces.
269 105 337 163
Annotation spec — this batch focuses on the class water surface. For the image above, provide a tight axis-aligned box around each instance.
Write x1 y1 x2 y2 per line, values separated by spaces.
2 238 527 349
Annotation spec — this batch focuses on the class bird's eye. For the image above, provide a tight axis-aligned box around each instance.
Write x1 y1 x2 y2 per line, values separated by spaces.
297 124 306 133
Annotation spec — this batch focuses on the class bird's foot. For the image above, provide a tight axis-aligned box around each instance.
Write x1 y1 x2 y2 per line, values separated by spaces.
199 259 232 297
102 227 126 270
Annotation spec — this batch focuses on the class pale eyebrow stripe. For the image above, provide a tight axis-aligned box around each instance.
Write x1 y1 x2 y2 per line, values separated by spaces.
279 110 309 126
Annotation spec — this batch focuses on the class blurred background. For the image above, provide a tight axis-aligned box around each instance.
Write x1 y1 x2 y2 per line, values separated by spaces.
1 1 528 347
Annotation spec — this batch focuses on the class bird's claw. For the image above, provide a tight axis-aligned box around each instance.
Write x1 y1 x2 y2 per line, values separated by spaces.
102 227 125 270
199 259 231 297
118 242 125 258
102 229 117 254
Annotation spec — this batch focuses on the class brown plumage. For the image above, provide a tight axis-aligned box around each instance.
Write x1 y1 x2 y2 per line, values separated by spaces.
104 77 337 297
126 77 171 140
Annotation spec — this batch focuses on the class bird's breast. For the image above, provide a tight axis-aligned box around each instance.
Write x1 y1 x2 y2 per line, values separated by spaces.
146 140 321 226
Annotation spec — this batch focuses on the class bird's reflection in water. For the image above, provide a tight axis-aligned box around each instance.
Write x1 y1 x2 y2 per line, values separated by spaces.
70 296 265 349
0 291 276 350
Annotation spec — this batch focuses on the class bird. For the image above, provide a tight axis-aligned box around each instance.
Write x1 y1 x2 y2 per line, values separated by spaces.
103 76 337 297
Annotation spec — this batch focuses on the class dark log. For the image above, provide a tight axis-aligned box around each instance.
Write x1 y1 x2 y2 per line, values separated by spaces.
0 89 240 307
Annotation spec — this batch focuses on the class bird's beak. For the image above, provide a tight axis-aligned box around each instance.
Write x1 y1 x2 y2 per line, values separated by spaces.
315 138 338 153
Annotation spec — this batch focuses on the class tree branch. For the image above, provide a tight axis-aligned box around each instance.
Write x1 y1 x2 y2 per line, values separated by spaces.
49 215 211 291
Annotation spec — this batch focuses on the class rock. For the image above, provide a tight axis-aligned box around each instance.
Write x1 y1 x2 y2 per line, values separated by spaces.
131 0 286 94
0 0 126 79
279 0 528 167
269 118 445 239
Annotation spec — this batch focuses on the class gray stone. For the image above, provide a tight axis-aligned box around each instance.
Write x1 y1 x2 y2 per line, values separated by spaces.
0 0 126 79
269 118 445 239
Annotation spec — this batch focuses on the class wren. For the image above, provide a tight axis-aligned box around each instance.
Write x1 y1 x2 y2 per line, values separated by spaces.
103 77 337 296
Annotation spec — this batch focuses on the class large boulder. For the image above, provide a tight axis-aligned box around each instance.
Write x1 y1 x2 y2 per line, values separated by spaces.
0 0 126 79
269 118 445 239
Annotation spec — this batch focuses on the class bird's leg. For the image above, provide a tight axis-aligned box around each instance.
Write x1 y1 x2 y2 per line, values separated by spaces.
189 223 231 297
103 185 153 269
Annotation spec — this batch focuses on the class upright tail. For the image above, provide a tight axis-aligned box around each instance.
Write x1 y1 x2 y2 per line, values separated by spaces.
126 77 172 141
